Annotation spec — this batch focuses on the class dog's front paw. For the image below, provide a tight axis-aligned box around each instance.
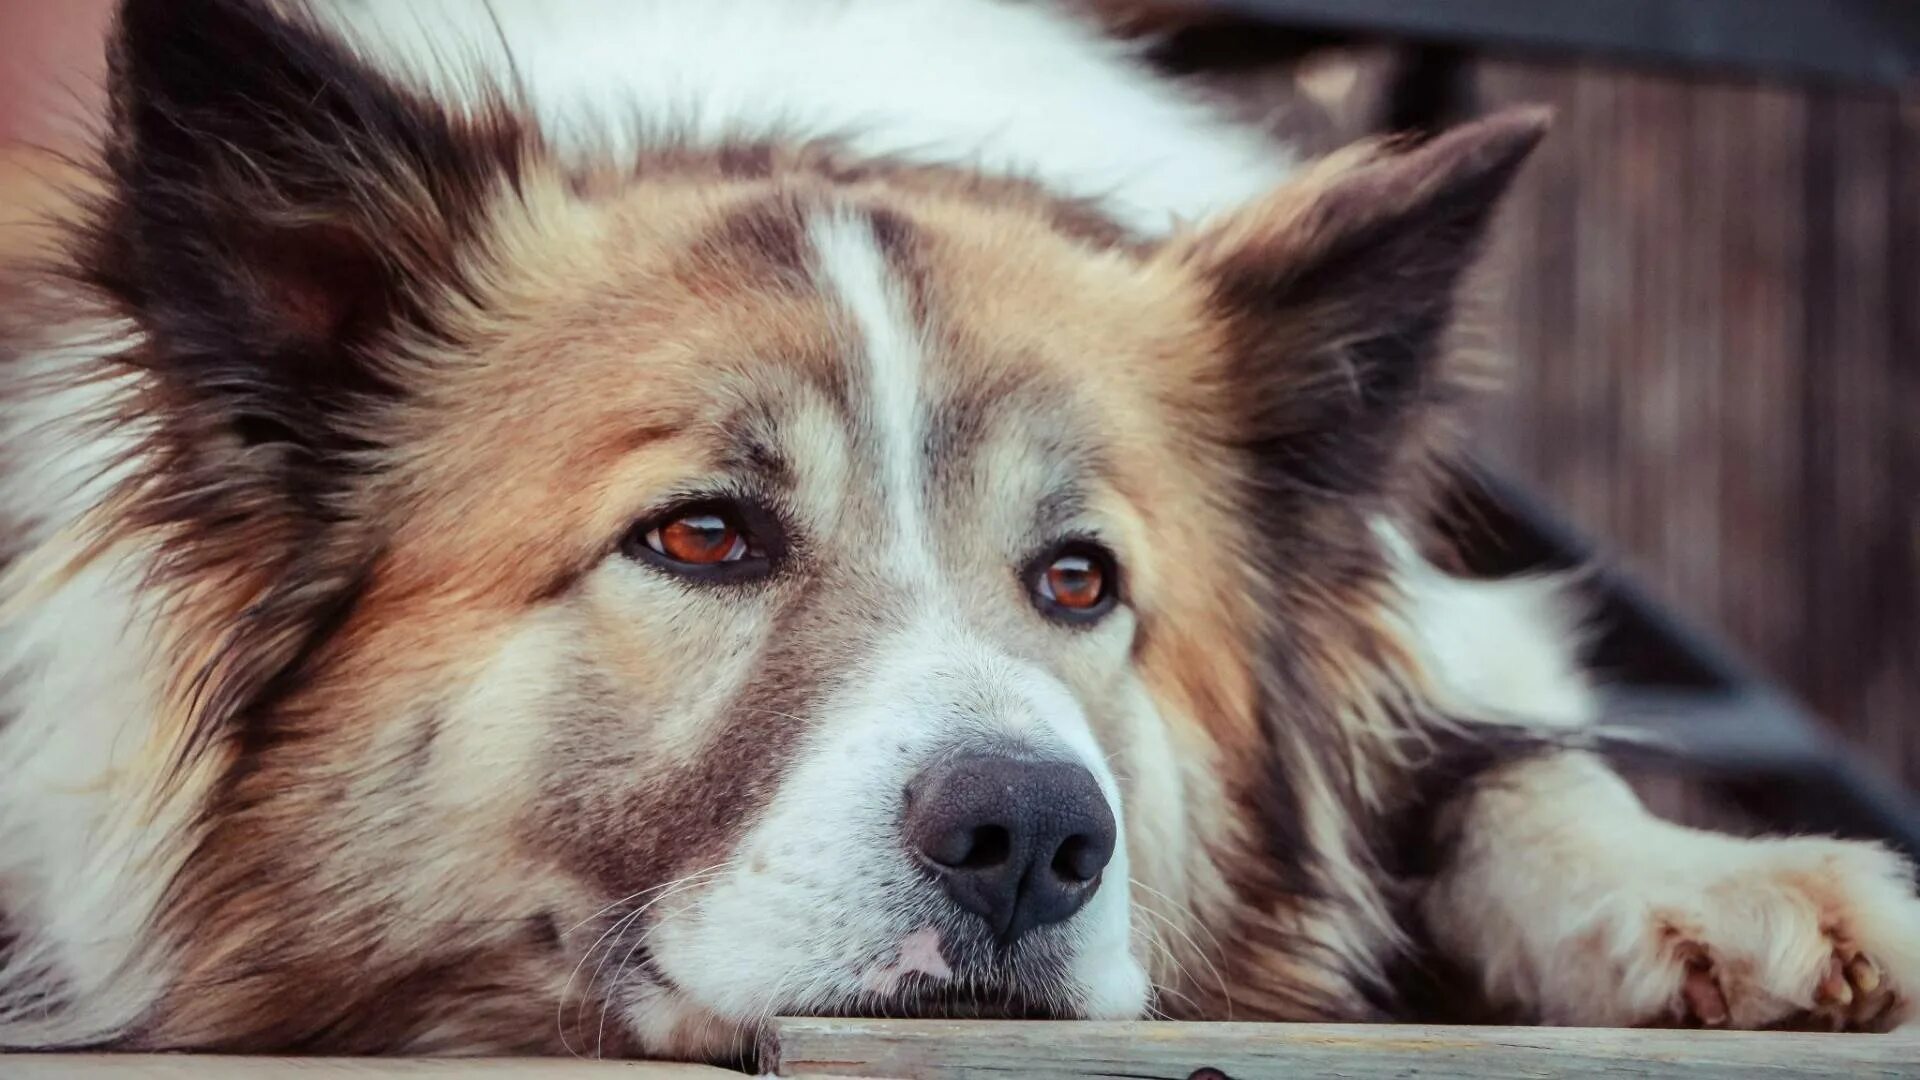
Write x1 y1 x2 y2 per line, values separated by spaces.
1619 837 1919 1031
1424 756 1920 1032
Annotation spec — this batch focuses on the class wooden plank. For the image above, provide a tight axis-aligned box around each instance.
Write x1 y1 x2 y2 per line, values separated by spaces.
0 1056 730 1079
767 1019 1920 1079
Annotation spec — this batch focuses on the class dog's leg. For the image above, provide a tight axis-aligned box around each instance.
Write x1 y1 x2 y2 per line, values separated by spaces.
1421 750 1920 1030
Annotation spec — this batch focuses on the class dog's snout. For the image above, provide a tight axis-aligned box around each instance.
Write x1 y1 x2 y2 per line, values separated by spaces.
903 754 1116 945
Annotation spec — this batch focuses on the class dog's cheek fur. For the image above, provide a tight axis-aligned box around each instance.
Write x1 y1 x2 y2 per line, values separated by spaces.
1111 111 1559 1020
129 385 843 1052
125 594 557 1050
23 0 581 1049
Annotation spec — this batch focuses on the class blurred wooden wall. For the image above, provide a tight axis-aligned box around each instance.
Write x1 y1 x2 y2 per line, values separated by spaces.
1467 63 1920 787
1190 38 1919 790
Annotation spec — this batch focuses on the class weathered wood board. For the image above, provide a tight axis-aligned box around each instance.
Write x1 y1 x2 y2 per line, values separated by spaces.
767 1018 1920 1079
9 1021 1920 1078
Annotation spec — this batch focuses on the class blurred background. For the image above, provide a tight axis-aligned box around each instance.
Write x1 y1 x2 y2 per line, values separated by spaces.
2 0 1916 843
1111 1 1920 841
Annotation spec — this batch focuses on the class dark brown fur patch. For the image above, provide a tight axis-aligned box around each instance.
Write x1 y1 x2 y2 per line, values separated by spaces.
689 196 814 292
864 205 935 327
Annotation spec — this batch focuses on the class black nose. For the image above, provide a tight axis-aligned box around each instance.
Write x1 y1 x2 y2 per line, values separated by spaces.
902 754 1117 945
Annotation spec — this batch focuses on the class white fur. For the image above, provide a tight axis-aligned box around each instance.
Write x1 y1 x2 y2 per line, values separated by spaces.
0 551 192 1045
315 0 1296 235
1378 521 1596 728
1424 753 1920 1029
0 338 142 544
808 210 934 567
0 339 195 1044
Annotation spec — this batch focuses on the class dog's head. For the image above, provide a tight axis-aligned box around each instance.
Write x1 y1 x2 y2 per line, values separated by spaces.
64 0 1544 1057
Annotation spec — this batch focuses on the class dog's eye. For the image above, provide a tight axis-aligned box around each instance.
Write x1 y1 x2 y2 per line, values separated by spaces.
623 501 775 581
650 513 748 564
1031 543 1118 623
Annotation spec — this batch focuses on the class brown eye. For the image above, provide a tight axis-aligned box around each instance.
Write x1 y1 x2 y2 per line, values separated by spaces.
624 500 781 583
1043 555 1104 609
1030 543 1119 623
647 513 746 565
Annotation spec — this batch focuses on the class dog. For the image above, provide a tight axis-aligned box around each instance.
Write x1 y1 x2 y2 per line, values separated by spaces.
1 0 1915 1062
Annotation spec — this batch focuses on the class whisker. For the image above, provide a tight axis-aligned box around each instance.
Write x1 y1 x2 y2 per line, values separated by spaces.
1129 877 1228 960
1128 880 1232 1020
558 861 732 1059
1131 909 1202 1018
563 876 710 1052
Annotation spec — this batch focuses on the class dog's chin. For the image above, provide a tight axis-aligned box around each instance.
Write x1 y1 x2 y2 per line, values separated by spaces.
800 920 1150 1023
614 980 1065 1067
818 971 1090 1021
624 937 1148 1062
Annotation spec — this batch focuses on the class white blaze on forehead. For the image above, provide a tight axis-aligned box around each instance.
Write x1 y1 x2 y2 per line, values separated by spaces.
806 210 932 572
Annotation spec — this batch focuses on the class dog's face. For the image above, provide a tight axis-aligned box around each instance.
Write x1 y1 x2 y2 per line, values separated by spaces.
183 174 1249 1049
66 0 1543 1056
350 182 1210 1037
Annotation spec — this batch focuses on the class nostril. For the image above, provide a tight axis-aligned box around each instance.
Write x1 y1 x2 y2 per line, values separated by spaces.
922 824 1014 870
1051 834 1100 884
957 825 1012 870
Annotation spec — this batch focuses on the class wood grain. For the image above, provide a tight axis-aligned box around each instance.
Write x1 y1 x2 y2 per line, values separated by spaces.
768 1018 1920 1079
12 1021 1920 1080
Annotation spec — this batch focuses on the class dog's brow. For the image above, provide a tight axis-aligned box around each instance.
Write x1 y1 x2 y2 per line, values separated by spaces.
717 430 796 491
1033 483 1089 537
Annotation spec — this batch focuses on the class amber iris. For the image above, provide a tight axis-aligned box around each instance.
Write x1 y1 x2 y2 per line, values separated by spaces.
1042 553 1105 610
648 513 745 564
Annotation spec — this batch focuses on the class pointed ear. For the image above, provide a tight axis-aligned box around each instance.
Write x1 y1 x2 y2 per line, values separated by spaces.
87 0 528 457
69 0 535 765
1167 107 1549 500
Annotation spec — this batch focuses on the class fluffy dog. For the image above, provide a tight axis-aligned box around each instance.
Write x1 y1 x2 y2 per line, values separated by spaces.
1 0 1913 1061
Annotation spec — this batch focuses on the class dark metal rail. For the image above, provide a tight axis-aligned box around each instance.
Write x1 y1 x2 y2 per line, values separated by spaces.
1442 465 1920 859
1213 0 1920 87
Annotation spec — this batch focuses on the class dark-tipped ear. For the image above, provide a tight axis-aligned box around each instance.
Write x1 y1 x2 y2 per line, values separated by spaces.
89 0 527 458
1169 107 1549 500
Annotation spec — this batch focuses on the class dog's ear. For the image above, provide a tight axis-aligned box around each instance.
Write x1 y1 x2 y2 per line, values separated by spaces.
87 0 527 465
76 0 535 752
1166 108 1548 501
